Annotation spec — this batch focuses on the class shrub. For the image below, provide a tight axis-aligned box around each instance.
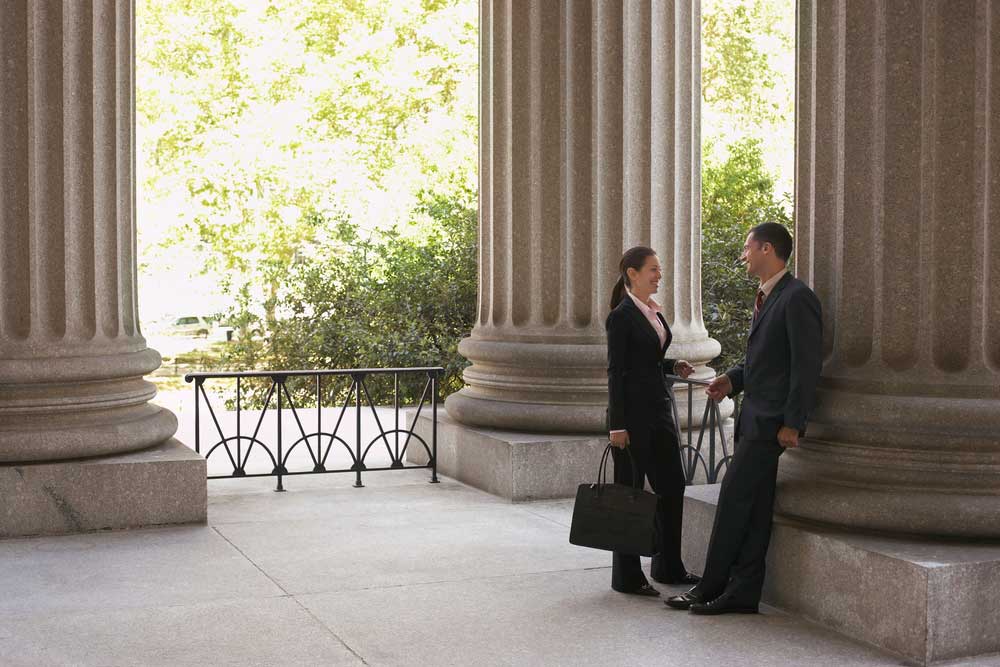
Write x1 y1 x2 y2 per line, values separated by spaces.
221 188 477 408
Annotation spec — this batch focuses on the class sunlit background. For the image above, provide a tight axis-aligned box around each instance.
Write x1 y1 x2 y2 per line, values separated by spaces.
135 0 794 408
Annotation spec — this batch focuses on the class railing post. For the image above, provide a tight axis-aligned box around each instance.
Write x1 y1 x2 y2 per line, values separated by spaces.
354 373 364 488
314 374 324 472
235 376 244 476
686 382 694 482
430 370 439 483
686 382 693 450
275 375 286 492
392 372 402 468
707 393 717 483
194 377 202 455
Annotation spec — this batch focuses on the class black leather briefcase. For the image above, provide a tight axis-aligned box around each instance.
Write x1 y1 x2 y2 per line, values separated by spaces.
569 444 658 556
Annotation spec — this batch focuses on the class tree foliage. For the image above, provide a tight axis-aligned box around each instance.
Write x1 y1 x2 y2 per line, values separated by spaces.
701 139 791 373
137 0 796 407
702 0 793 131
700 0 794 373
221 188 477 406
136 0 479 405
136 0 477 326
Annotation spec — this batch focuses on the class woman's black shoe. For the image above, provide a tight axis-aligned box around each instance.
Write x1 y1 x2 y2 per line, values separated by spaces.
614 583 660 597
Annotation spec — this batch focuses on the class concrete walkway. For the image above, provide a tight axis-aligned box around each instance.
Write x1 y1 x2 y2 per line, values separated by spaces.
0 471 994 666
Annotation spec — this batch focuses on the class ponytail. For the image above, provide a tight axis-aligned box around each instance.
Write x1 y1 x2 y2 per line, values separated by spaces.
609 275 627 311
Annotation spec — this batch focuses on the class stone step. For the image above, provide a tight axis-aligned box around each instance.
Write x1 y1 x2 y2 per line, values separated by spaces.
682 484 1000 666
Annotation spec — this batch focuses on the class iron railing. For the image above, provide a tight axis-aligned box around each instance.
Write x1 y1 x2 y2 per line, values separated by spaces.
184 367 443 491
665 375 734 484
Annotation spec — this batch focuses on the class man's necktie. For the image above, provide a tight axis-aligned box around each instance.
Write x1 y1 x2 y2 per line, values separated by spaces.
753 289 764 323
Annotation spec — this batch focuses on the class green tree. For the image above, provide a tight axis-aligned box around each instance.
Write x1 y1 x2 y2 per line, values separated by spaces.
221 187 477 407
137 0 323 326
700 0 795 374
702 0 793 131
702 138 791 373
136 0 477 330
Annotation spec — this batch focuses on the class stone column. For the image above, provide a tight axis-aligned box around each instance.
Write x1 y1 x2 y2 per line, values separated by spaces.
0 1 203 536
447 0 720 433
780 0 1000 538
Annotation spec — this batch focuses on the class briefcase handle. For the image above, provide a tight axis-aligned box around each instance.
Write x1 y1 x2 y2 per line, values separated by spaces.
595 443 642 494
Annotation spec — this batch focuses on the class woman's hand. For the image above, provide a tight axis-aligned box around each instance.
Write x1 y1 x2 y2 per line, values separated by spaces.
673 360 695 379
609 430 630 448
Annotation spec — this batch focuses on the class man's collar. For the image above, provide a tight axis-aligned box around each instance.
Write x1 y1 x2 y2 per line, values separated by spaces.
758 268 789 298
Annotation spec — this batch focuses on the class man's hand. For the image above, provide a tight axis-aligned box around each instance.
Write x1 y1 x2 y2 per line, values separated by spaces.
777 426 799 448
705 374 732 402
609 430 630 448
673 360 695 379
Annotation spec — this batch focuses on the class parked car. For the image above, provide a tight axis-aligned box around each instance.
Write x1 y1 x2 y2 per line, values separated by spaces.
166 315 213 338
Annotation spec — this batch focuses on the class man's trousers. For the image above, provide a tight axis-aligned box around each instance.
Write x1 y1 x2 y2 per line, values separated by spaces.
697 438 783 605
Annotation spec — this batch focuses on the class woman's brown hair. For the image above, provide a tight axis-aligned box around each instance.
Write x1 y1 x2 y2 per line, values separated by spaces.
609 245 657 311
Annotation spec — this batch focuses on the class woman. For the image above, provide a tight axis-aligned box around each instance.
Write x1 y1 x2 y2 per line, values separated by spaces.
606 245 700 596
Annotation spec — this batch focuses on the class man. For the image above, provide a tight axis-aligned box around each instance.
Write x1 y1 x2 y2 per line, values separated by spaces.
665 222 822 615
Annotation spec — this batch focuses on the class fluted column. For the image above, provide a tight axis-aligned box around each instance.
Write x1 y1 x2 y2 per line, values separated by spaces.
0 1 176 462
780 0 1000 537
447 0 720 433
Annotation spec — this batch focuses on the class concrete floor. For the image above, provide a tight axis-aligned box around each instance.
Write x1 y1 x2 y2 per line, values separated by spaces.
1 471 997 667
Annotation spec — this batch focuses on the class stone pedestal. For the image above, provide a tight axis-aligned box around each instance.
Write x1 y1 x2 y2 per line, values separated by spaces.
447 0 721 436
0 439 206 538
683 485 1000 666
0 1 205 536
407 411 605 501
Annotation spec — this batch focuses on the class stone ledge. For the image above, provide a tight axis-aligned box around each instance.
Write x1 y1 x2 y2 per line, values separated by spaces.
406 410 734 500
0 438 207 538
682 484 1000 666
406 409 607 501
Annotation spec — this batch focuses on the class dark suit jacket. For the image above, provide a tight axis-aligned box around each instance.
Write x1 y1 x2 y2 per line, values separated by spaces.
726 272 823 442
606 296 678 432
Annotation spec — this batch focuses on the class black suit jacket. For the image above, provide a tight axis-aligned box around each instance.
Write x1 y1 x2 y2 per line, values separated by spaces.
606 296 678 432
726 272 822 442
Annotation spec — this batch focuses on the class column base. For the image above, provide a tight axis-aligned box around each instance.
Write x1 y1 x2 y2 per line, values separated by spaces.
445 389 608 434
406 409 606 500
406 410 733 500
682 484 1000 666
775 440 1000 539
0 438 206 538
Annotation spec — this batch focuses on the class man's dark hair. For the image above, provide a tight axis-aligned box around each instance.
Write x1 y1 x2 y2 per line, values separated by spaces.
748 222 793 262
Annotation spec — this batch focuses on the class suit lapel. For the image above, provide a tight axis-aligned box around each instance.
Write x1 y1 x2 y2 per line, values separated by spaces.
623 297 662 350
656 312 671 353
748 273 793 339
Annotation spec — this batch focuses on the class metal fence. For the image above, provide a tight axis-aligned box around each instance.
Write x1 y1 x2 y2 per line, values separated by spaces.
665 375 734 484
184 367 443 491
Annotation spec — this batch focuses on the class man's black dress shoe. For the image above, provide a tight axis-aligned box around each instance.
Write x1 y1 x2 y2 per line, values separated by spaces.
689 592 758 615
664 588 703 610
652 572 702 586
615 583 660 597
